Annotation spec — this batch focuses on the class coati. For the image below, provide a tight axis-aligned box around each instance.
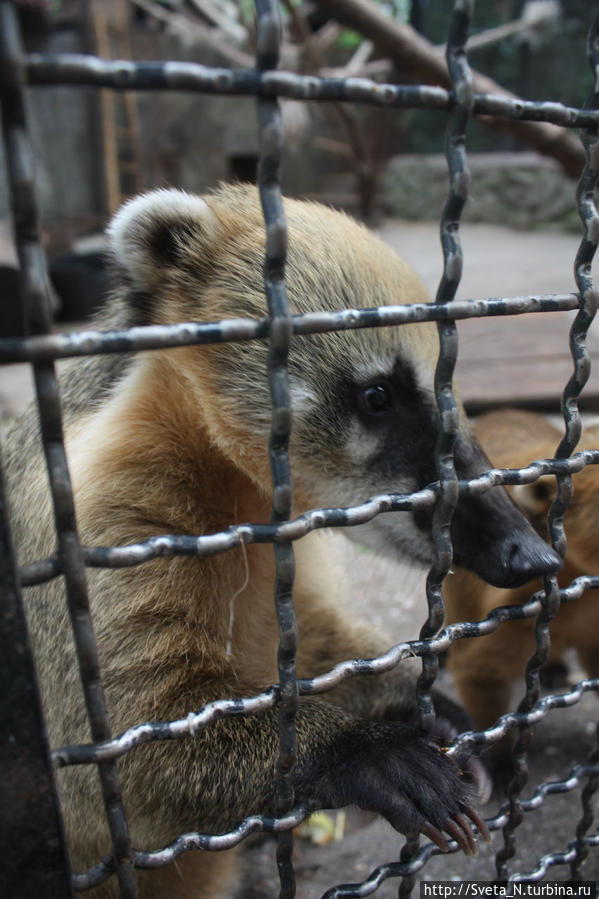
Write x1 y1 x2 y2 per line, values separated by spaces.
8 188 560 897
445 408 599 733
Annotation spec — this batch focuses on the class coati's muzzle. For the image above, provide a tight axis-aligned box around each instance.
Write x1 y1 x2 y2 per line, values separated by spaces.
450 437 562 589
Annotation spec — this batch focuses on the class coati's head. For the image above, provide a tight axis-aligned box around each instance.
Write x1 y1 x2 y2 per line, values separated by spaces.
108 187 560 589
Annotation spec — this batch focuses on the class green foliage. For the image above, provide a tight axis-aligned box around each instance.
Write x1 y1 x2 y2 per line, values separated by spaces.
336 0 410 46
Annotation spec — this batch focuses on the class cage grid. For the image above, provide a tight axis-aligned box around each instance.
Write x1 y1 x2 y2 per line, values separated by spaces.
1 0 599 896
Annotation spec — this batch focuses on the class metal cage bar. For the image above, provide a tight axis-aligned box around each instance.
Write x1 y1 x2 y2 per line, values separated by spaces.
254 2 299 896
401 2 476 893
496 5 599 883
0 1 137 895
19 54 599 131
566 10 599 881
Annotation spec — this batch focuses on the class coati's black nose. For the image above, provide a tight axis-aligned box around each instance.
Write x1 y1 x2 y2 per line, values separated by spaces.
452 518 562 589
451 436 563 589
489 527 562 589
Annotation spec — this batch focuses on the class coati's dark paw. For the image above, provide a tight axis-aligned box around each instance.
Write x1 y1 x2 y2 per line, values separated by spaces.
382 690 492 804
429 692 493 804
295 721 490 854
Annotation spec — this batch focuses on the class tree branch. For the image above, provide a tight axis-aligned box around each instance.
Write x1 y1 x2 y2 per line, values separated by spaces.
313 0 585 177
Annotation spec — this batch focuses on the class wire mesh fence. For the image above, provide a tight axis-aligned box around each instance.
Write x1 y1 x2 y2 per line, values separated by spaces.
0 0 599 897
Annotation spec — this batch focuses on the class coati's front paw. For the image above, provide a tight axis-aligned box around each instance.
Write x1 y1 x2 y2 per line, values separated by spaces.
429 692 493 804
295 721 489 854
382 690 492 804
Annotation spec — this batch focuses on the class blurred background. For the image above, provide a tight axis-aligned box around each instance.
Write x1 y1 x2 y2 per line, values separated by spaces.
1 0 598 421
1 0 594 233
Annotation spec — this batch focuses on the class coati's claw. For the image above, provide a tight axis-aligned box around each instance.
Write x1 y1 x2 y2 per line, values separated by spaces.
455 812 478 854
423 807 489 855
422 807 489 855
463 804 491 843
421 822 449 852
444 818 474 855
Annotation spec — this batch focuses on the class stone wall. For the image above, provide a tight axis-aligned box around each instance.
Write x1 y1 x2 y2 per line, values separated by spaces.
383 152 581 231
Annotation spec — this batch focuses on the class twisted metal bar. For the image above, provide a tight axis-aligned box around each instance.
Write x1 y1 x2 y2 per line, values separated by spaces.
413 24 475 893
21 53 599 131
72 806 308 892
0 292 581 365
0 2 137 895
19 450 599 587
566 11 599 880
50 564 599 771
419 0 475 709
254 3 298 896
495 9 599 883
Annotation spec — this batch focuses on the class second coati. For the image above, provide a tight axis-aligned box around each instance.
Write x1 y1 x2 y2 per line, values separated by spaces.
9 189 561 896
446 408 599 732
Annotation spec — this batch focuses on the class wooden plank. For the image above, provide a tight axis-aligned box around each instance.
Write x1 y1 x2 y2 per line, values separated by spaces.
455 311 599 410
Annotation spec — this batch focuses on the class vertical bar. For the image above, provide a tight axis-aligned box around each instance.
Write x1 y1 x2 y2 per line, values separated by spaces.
254 3 298 898
421 0 475 707
496 8 599 883
0 6 74 894
0 449 73 896
0 2 137 895
403 3 474 894
568 9 599 879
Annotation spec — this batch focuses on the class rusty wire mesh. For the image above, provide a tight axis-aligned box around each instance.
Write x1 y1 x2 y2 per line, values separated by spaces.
1 0 599 896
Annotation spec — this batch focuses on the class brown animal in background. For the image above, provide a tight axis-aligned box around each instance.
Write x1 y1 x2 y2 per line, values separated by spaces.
446 408 599 733
8 189 560 897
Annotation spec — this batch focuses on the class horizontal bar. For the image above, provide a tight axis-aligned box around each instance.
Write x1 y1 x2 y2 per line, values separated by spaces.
20 450 599 586
0 293 581 365
73 765 599 890
72 805 308 890
24 55 599 129
53 575 599 769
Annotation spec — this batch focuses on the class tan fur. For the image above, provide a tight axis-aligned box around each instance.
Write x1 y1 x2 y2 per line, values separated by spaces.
445 409 599 731
10 188 554 895
8 187 437 896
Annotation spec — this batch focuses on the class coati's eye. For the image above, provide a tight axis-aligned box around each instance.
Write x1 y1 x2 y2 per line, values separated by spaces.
357 381 394 419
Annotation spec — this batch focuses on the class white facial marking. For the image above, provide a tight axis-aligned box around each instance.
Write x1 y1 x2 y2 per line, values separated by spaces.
345 419 380 463
353 356 396 383
289 378 318 414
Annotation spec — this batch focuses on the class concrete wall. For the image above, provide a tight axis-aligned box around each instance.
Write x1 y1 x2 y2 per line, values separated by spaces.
383 151 580 232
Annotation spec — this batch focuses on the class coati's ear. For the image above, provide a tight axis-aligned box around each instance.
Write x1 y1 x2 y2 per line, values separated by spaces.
107 189 220 292
513 476 556 517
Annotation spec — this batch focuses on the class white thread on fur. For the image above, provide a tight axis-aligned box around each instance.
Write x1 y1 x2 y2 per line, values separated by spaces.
225 536 250 658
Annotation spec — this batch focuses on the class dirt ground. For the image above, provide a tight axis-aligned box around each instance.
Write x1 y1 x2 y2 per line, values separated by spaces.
2 221 599 895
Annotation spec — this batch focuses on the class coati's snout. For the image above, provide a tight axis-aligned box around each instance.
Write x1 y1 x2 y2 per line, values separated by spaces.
450 436 562 589
450 489 562 589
